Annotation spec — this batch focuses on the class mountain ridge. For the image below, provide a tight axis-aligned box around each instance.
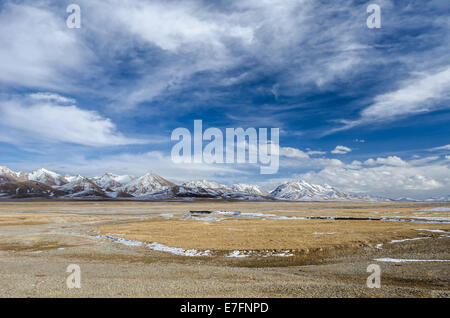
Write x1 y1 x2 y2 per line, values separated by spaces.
0 166 401 202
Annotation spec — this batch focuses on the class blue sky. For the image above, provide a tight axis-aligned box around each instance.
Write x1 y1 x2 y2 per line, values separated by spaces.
0 0 449 199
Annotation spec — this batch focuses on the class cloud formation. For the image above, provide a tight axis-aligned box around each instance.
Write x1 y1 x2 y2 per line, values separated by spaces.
331 145 352 155
0 3 94 90
299 159 449 199
334 66 450 132
0 94 145 147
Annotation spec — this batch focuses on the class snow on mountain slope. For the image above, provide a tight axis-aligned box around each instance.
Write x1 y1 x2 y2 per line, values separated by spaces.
393 197 421 202
269 180 362 201
58 175 106 197
28 168 68 186
64 175 78 183
92 173 135 191
0 181 65 198
182 180 234 192
0 166 18 183
177 180 269 200
120 173 175 197
0 166 390 201
0 166 28 182
425 196 450 202
232 183 268 196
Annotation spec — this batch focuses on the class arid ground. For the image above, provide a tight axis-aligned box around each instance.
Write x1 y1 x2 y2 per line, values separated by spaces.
0 201 448 297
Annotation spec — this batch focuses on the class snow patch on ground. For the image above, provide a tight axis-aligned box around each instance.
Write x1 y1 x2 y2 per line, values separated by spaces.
415 229 449 233
226 250 251 258
226 250 294 258
417 207 450 212
271 216 309 220
375 236 432 249
381 217 450 224
214 211 242 216
97 235 211 256
313 232 337 235
389 237 430 244
375 258 450 263
192 216 223 222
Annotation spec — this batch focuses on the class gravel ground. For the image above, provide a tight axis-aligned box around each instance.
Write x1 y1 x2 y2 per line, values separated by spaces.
0 202 448 297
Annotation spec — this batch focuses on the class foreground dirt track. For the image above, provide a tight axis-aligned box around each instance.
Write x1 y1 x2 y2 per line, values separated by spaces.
0 201 449 297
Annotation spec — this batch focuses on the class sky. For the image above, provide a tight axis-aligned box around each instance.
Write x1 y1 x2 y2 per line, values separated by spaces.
0 0 449 199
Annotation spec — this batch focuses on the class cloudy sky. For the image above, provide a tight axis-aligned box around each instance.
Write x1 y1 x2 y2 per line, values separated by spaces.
0 0 449 199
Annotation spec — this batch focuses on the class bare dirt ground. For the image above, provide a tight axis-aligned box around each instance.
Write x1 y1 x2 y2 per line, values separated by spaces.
0 200 448 297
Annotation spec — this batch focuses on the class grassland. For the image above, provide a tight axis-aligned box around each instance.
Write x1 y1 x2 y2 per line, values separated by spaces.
0 200 448 297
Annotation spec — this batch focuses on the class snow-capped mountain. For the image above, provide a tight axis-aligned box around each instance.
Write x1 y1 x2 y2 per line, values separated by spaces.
232 183 268 196
0 166 28 182
176 180 268 200
0 166 18 182
425 196 450 202
28 168 68 186
0 181 64 198
0 166 383 201
92 173 135 192
392 197 421 202
58 175 106 198
268 180 363 201
64 175 78 183
182 180 233 192
120 173 175 197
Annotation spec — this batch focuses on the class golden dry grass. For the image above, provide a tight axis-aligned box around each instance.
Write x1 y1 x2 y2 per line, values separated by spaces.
0 199 447 214
1 200 448 254
98 218 450 252
0 214 51 226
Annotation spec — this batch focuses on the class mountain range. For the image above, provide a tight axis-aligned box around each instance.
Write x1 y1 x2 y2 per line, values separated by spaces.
0 166 445 202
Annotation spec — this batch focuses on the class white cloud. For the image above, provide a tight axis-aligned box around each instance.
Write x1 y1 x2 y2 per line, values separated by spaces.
280 147 309 159
0 94 145 147
331 145 352 154
0 3 94 90
430 144 450 151
299 160 449 199
108 1 254 52
279 146 345 167
79 0 372 108
334 66 450 132
24 151 247 184
364 156 408 167
0 0 396 110
347 160 363 169
306 150 326 156
409 156 440 165
279 148 344 169
29 92 76 104
314 158 345 167
277 150 449 199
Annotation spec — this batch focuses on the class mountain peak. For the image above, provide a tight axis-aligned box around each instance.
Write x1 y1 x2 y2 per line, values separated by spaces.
29 168 67 186
232 183 268 196
183 179 231 190
0 166 15 174
120 172 174 196
269 180 354 201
